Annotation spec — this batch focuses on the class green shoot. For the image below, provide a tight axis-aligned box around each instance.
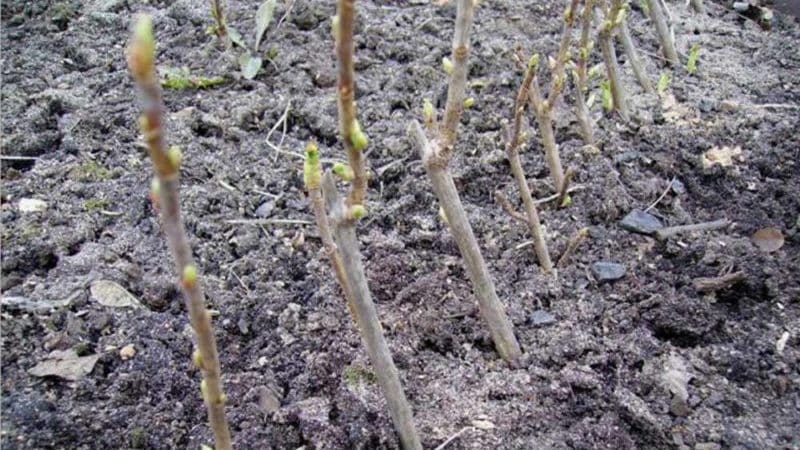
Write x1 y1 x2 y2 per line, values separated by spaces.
161 67 225 90
686 43 700 75
600 79 613 111
657 71 672 93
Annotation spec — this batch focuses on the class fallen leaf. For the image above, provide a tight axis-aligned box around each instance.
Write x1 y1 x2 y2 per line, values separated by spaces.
752 227 784 252
28 350 99 381
227 26 247 49
239 54 262 80
701 145 743 170
254 0 277 51
662 93 698 125
18 198 47 213
90 280 142 308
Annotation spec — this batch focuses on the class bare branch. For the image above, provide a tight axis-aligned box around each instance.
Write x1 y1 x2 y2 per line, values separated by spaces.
646 0 679 65
440 0 477 152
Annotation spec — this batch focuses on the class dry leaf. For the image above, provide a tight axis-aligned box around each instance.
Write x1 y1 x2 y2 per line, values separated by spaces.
661 93 698 126
701 145 743 170
752 227 784 252
90 280 142 308
28 350 99 381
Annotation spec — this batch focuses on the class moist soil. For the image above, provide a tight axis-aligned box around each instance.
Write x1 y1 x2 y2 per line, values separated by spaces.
2 1 799 449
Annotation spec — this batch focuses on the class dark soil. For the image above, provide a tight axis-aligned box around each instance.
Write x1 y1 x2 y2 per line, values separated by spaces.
2 1 799 449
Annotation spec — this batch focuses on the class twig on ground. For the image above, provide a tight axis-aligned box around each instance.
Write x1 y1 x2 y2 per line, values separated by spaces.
557 227 589 268
494 191 527 224
534 185 586 205
693 271 745 293
267 100 292 161
644 176 676 212
434 426 474 450
224 218 313 225
654 218 731 240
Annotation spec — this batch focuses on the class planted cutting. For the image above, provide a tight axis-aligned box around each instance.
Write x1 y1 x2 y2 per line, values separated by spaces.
408 0 522 362
304 1 422 448
127 15 232 450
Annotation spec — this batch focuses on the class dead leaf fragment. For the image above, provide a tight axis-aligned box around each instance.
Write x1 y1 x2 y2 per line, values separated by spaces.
752 227 784 252
28 350 99 381
470 419 495 430
701 146 743 170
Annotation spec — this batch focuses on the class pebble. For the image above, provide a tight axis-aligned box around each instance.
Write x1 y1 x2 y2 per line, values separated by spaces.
620 209 664 235
119 344 136 360
18 198 47 213
90 280 142 308
255 201 274 218
530 310 556 327
671 179 686 195
591 262 627 282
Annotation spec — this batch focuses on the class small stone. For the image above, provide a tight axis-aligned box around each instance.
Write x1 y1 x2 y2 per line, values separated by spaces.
90 280 142 308
18 198 47 213
694 443 721 450
256 386 281 415
733 2 750 12
255 201 274 218
591 262 627 282
620 209 664 235
119 344 136 360
671 179 686 195
530 310 556 327
28 349 99 381
670 395 691 417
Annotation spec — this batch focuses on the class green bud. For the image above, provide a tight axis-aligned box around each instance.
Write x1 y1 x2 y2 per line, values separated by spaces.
527 54 540 70
563 5 573 21
463 97 475 108
438 206 449 225
350 204 366 220
201 445 213 450
303 142 321 189
150 178 160 196
442 57 454 75
192 349 203 369
615 8 627 26
133 15 155 58
331 15 339 41
422 98 434 123
167 145 182 168
182 264 198 287
349 120 368 151
560 194 573 208
200 379 208 400
332 162 355 181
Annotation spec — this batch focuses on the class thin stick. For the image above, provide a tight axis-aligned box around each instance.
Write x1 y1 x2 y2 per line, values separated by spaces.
224 218 313 225
506 57 553 272
575 0 596 145
210 0 228 39
127 16 231 450
644 176 676 212
599 0 630 118
440 0 477 152
0 155 39 161
535 184 586 205
335 0 367 208
655 218 730 240
557 227 589 268
494 191 527 224
410 121 522 361
267 101 291 161
555 167 575 207
646 0 679 65
693 271 744 293
618 16 654 93
434 426 474 450
322 173 422 450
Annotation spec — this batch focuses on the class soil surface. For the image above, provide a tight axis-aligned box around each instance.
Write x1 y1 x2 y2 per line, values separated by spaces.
2 0 799 449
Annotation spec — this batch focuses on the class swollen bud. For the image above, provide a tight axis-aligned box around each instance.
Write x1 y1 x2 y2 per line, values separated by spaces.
332 162 355 181
422 98 434 123
463 97 475 108
167 145 182 168
192 349 204 369
527 54 540 70
442 57 454 75
150 178 161 197
200 379 209 400
182 264 198 288
349 120 368 151
349 204 366 220
303 142 321 189
128 15 156 79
